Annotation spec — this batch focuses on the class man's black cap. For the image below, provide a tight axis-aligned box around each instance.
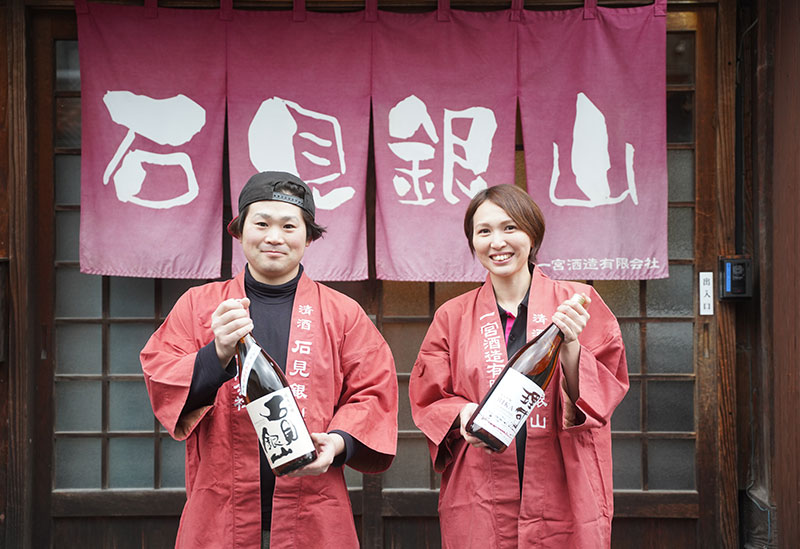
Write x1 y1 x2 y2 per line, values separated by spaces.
227 171 315 237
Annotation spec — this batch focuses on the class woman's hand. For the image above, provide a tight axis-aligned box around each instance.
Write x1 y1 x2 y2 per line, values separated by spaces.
551 292 591 345
552 292 591 403
459 403 493 453
286 432 345 477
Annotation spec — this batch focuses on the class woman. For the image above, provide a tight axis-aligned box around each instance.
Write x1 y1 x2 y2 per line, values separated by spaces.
409 184 628 548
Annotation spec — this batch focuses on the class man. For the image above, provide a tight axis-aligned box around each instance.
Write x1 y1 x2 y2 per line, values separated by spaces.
141 171 398 548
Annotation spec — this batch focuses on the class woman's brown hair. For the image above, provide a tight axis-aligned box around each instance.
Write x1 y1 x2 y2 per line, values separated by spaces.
463 184 546 264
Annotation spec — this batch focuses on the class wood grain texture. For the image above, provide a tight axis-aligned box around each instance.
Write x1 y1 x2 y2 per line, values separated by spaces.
612 518 696 549
52 517 180 549
771 0 800 546
0 5 9 544
6 0 36 547
0 2 9 259
712 0 740 543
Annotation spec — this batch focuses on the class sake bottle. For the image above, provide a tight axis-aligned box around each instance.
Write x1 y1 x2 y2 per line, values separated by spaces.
466 295 586 452
237 333 317 475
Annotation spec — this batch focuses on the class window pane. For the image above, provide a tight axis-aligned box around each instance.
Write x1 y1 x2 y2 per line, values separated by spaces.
56 266 102 318
620 322 641 374
161 278 204 315
593 280 639 318
668 149 695 202
612 438 641 489
56 324 102 374
435 282 480 309
55 40 80 91
646 264 693 317
110 277 155 318
383 322 428 375
55 154 81 205
56 210 80 262
648 439 695 490
612 380 640 432
109 323 156 374
666 33 695 85
647 322 694 374
55 97 81 149
160 437 186 488
647 381 694 432
109 438 154 488
55 380 101 432
109 381 154 431
54 438 101 489
398 378 415 431
383 437 431 489
344 466 363 489
668 207 694 261
667 91 694 143
384 282 429 316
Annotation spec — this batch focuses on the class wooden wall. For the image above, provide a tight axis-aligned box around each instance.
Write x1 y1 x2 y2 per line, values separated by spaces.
0 0 8 543
771 0 800 547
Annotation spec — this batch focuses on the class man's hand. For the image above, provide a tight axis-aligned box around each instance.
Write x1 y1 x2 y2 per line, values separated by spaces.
286 432 345 477
210 298 253 368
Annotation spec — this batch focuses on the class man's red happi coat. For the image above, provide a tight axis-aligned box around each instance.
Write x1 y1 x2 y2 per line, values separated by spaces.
141 269 398 548
410 267 628 548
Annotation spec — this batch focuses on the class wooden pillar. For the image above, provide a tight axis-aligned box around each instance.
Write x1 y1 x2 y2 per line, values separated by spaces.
6 0 36 547
771 0 800 547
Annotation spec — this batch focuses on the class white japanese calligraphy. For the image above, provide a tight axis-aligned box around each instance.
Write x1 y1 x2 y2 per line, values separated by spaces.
388 94 496 205
530 414 547 430
289 360 310 378
550 92 638 208
248 97 354 210
480 322 500 339
103 91 205 210
291 384 309 400
531 313 547 325
485 362 504 379
232 381 246 410
538 256 662 272
291 340 312 355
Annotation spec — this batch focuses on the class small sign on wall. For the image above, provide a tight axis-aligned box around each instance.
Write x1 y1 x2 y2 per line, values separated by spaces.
699 272 714 316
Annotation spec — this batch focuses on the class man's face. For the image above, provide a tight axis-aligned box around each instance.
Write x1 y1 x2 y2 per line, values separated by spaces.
240 200 309 285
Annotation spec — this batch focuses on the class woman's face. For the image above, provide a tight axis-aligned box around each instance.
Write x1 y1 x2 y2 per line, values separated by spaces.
471 200 533 280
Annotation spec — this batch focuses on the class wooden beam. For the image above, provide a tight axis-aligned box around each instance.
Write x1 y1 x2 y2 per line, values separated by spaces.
20 0 723 11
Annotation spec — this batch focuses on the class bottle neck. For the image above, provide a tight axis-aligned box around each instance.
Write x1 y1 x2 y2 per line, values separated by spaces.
543 321 564 340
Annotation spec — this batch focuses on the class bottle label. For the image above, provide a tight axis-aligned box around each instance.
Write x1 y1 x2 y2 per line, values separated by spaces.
471 369 545 446
245 387 316 469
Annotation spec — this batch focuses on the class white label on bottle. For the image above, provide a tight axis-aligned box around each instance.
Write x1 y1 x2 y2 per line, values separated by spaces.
245 387 316 469
471 369 545 446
